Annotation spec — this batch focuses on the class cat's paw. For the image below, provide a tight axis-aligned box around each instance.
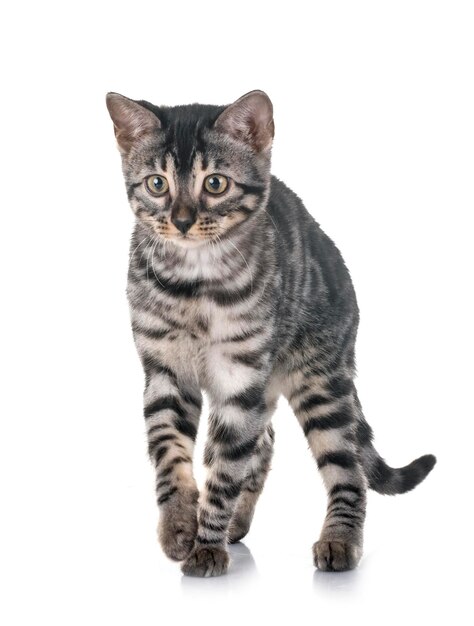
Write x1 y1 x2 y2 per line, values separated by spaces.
227 513 251 544
313 540 362 571
227 490 257 543
181 546 230 577
158 489 198 561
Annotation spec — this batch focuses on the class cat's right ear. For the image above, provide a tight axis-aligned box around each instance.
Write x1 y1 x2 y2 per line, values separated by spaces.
106 93 161 155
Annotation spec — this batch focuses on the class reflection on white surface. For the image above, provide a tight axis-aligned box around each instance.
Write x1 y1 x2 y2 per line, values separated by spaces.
313 564 361 594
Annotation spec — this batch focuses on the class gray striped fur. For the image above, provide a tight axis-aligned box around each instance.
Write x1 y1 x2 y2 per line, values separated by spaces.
106 90 436 576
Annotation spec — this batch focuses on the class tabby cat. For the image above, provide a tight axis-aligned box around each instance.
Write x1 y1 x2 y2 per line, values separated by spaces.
106 90 436 577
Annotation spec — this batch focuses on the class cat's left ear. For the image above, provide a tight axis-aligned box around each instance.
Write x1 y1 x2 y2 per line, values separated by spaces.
106 92 161 154
214 90 274 152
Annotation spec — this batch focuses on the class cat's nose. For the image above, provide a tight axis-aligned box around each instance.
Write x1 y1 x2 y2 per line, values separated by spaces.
171 215 194 234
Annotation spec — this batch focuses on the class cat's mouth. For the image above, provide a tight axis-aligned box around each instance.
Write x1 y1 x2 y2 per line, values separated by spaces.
148 219 222 248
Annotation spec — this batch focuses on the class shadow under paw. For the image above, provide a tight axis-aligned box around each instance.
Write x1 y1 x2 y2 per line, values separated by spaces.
313 540 362 572
181 546 230 577
158 490 198 562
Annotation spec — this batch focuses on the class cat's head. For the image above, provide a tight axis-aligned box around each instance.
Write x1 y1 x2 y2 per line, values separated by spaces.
106 91 274 248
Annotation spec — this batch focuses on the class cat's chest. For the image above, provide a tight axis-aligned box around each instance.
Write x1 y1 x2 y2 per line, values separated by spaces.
167 298 246 345
158 299 253 382
149 260 254 343
130 245 261 380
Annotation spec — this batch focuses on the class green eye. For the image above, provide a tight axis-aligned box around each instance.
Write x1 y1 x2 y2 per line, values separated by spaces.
145 175 169 196
204 174 228 195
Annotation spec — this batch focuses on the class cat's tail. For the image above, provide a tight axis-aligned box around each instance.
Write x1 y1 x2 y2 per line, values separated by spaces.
356 410 436 495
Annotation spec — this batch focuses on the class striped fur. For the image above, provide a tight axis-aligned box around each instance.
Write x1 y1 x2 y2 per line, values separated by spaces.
106 90 436 576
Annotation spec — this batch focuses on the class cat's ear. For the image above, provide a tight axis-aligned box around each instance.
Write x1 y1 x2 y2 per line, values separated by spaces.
106 93 161 154
214 90 274 152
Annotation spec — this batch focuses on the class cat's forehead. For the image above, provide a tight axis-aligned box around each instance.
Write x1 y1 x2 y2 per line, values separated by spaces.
141 102 226 174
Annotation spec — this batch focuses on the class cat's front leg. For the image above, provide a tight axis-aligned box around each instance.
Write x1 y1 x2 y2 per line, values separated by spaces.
144 366 202 561
181 354 276 577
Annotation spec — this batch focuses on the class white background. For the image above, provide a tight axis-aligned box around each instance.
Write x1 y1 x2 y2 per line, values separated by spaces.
1 1 473 624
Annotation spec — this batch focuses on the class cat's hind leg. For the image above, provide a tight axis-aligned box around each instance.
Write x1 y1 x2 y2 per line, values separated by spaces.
228 422 275 543
286 368 367 571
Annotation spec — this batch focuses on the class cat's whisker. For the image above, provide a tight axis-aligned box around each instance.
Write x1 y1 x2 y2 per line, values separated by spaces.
210 236 220 260
145 241 152 282
144 235 161 281
130 237 148 262
150 239 166 288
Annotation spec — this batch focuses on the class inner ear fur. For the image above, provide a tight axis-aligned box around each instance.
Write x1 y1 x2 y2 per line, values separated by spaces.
214 90 274 152
106 92 161 154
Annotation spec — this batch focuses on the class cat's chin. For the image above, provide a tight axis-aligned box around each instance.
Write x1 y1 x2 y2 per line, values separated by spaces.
166 236 209 250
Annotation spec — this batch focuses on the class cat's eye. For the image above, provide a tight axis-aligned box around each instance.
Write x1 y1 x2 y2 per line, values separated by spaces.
204 174 229 195
145 175 169 196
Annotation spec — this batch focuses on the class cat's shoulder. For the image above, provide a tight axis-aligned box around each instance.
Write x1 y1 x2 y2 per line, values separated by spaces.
269 175 303 205
268 175 321 229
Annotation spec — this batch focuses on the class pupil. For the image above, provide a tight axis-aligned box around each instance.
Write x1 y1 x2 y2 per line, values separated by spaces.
211 177 220 189
154 177 163 189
